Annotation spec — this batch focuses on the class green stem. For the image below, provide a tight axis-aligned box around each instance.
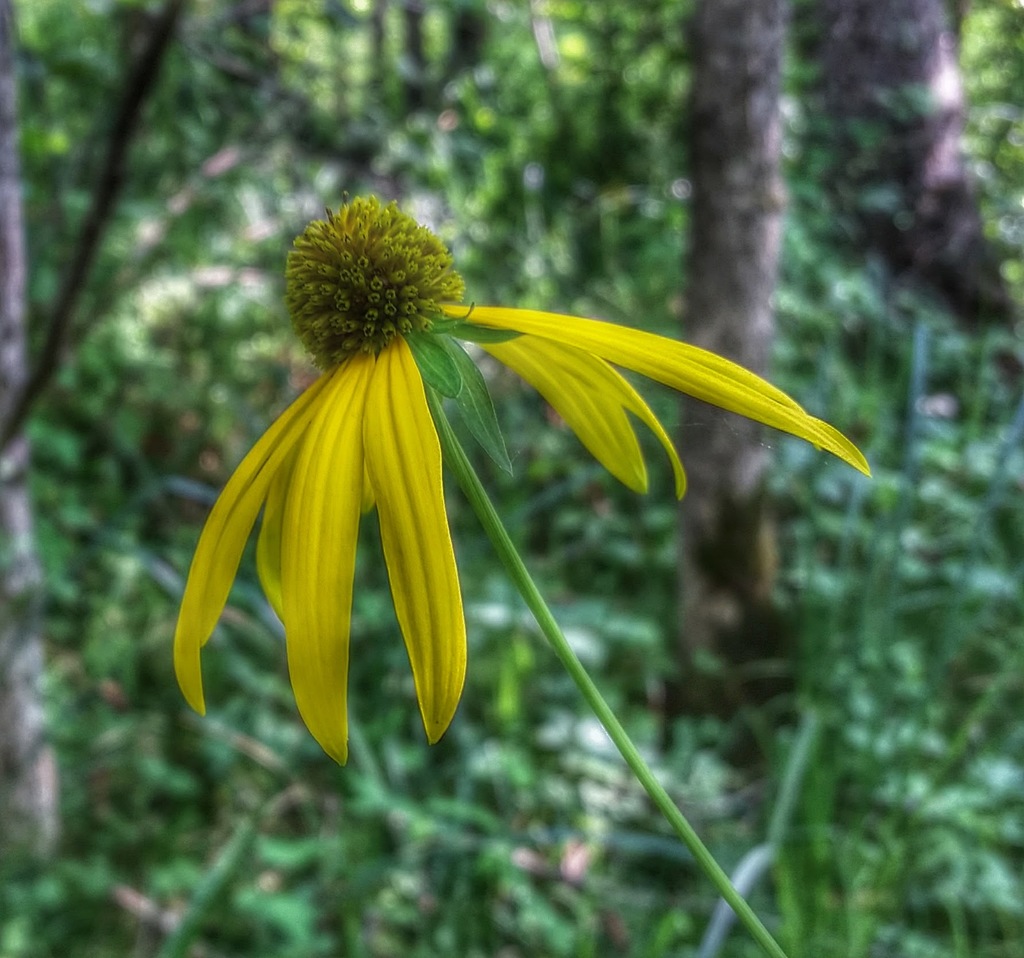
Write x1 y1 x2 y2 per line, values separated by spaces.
429 393 788 958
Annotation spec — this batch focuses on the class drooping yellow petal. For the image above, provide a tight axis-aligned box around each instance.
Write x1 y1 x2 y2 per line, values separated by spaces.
256 446 298 622
280 356 374 765
445 305 870 476
363 338 466 744
361 466 375 513
173 373 332 715
484 336 686 497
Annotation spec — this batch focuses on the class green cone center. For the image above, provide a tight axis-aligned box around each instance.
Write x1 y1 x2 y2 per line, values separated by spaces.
285 196 465 368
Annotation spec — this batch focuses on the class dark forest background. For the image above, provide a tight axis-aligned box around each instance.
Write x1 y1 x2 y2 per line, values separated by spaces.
2 0 1023 956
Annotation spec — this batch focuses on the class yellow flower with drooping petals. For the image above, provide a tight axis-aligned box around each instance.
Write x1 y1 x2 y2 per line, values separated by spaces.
174 196 868 764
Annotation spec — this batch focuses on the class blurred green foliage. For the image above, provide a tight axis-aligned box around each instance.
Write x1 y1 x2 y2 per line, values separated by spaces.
2 0 1023 956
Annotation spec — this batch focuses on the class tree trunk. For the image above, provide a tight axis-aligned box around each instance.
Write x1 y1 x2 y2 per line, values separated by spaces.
402 0 426 112
818 0 1011 324
369 0 389 103
668 0 787 726
0 0 58 858
445 4 487 81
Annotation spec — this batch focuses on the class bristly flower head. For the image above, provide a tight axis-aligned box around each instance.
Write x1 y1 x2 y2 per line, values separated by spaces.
174 195 869 765
285 196 465 366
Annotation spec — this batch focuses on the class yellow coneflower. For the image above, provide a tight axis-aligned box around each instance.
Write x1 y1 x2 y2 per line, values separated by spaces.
174 196 868 764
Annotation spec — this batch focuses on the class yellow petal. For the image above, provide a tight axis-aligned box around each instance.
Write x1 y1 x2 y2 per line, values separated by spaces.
173 373 332 715
445 305 870 476
256 446 298 621
280 356 374 765
363 338 466 744
361 466 375 513
484 336 686 497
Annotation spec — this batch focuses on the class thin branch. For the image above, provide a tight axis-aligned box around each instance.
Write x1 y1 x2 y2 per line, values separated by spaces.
0 0 186 450
111 885 182 936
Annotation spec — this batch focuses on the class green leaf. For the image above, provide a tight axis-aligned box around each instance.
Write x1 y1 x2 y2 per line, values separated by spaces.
407 331 463 398
439 338 513 475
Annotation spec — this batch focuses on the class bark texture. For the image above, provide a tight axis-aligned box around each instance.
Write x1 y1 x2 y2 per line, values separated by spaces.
819 0 1011 324
0 0 58 858
670 0 787 723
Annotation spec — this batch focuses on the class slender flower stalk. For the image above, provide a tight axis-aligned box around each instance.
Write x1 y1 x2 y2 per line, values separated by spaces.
428 389 788 958
174 195 869 767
